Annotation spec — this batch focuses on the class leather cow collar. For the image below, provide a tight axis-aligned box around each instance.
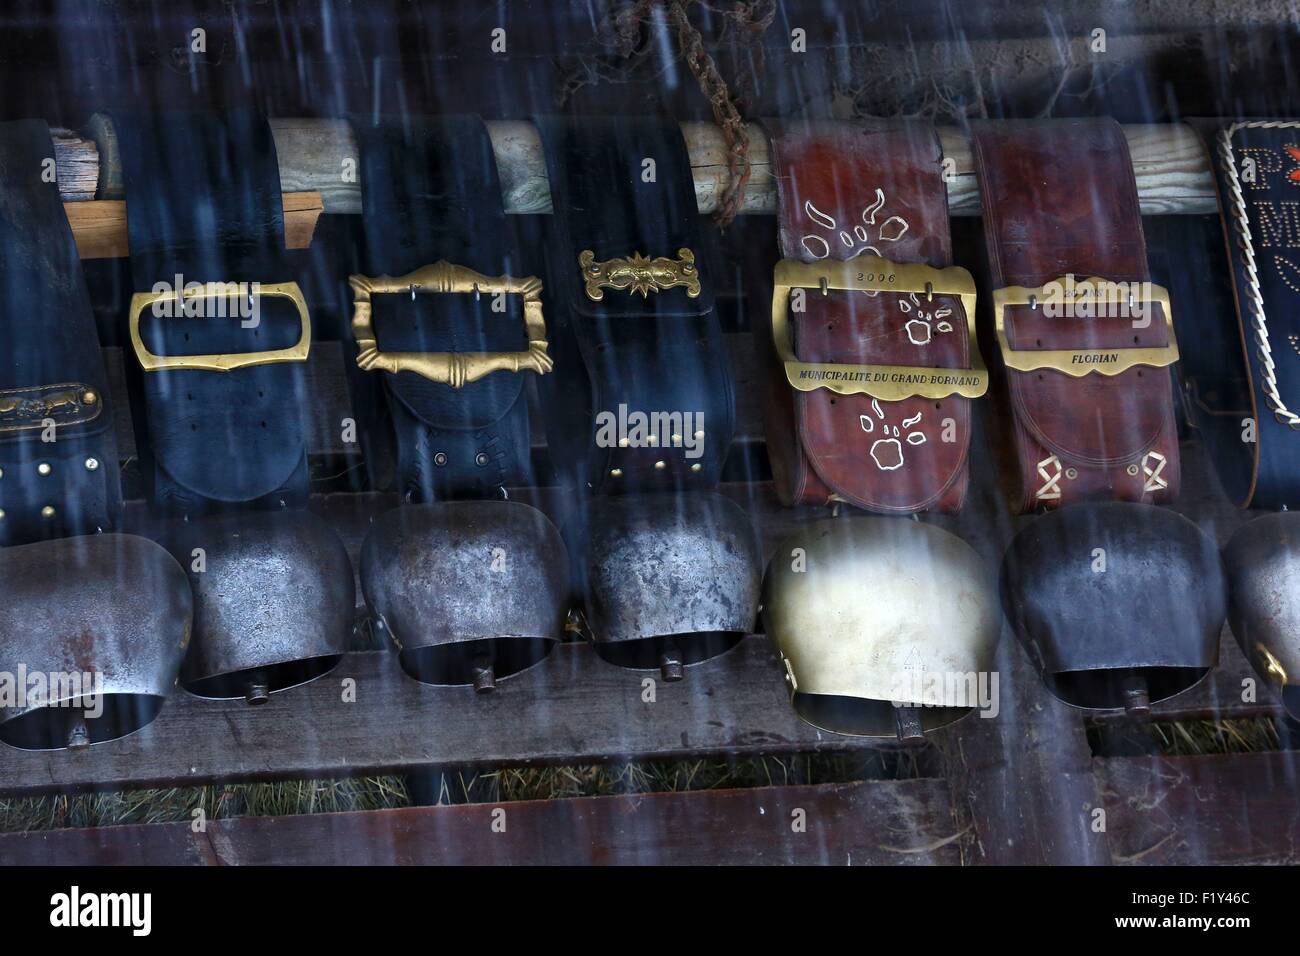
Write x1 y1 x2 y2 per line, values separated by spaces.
346 114 549 502
755 119 988 514
533 113 735 494
971 118 1182 512
1181 119 1300 509
115 109 311 514
0 120 121 545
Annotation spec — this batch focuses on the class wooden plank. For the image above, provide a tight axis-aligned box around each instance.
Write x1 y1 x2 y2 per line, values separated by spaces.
0 779 962 865
80 119 1216 216
1098 752 1300 865
0 638 885 799
64 191 323 260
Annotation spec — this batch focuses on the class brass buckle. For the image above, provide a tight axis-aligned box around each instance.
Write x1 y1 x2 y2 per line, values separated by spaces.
770 256 988 401
993 276 1179 376
349 262 551 388
129 281 311 373
579 248 700 301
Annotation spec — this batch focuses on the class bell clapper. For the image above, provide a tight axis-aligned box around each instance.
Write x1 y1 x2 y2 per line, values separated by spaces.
471 653 497 694
1119 670 1151 717
893 704 926 744
659 640 685 683
245 670 271 706
66 710 90 750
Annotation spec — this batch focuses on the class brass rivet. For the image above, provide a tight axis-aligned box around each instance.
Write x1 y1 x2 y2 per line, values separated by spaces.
0 508 5 520
618 438 629 448
694 430 705 439
691 463 702 472
610 468 623 478
81 390 97 405
654 460 666 470
434 452 448 467
40 505 56 519
85 458 100 472
646 434 658 446
671 433 682 445
1064 467 1078 480
37 462 51 476
475 452 490 466
1126 464 1140 476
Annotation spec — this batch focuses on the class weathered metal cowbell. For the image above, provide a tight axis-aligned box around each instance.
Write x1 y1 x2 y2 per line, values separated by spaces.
361 500 569 691
571 492 762 681
157 510 355 704
1224 512 1300 719
763 516 1001 739
1001 502 1224 711
0 534 192 750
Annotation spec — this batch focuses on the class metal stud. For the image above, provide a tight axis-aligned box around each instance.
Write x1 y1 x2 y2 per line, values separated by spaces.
434 452 448 467
81 390 97 405
654 460 666 471
474 452 490 467
36 462 51 476
0 508 5 520
610 468 623 478
84 458 100 471
40 505 56 519
690 463 702 472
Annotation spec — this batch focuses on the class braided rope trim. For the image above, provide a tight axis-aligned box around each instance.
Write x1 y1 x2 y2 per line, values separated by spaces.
1218 120 1300 429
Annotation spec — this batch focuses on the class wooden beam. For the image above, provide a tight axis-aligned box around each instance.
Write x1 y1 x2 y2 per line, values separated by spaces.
72 117 1216 217
0 779 964 865
63 191 324 260
1098 752 1300 865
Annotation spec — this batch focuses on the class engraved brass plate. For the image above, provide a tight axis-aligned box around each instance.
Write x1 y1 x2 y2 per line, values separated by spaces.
993 276 1179 376
770 256 988 401
0 383 100 434
129 281 311 373
579 248 701 301
349 261 551 388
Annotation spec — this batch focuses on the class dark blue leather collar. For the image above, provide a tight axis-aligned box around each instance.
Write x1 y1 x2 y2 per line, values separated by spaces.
347 114 533 501
115 110 309 513
533 115 734 493
0 120 121 546
1183 119 1300 509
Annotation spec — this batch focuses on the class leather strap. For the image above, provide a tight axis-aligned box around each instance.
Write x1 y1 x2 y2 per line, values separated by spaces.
534 115 734 493
1182 119 1300 509
0 120 121 546
971 118 1180 512
348 115 536 501
758 120 974 513
115 110 309 513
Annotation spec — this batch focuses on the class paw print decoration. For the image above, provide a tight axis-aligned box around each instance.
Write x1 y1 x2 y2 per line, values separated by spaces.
898 293 954 346
860 398 926 472
800 188 909 261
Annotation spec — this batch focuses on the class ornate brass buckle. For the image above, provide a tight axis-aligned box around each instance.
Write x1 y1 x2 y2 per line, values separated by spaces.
0 383 100 434
993 276 1179 376
579 248 700 301
349 262 551 388
129 281 311 373
770 256 988 401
